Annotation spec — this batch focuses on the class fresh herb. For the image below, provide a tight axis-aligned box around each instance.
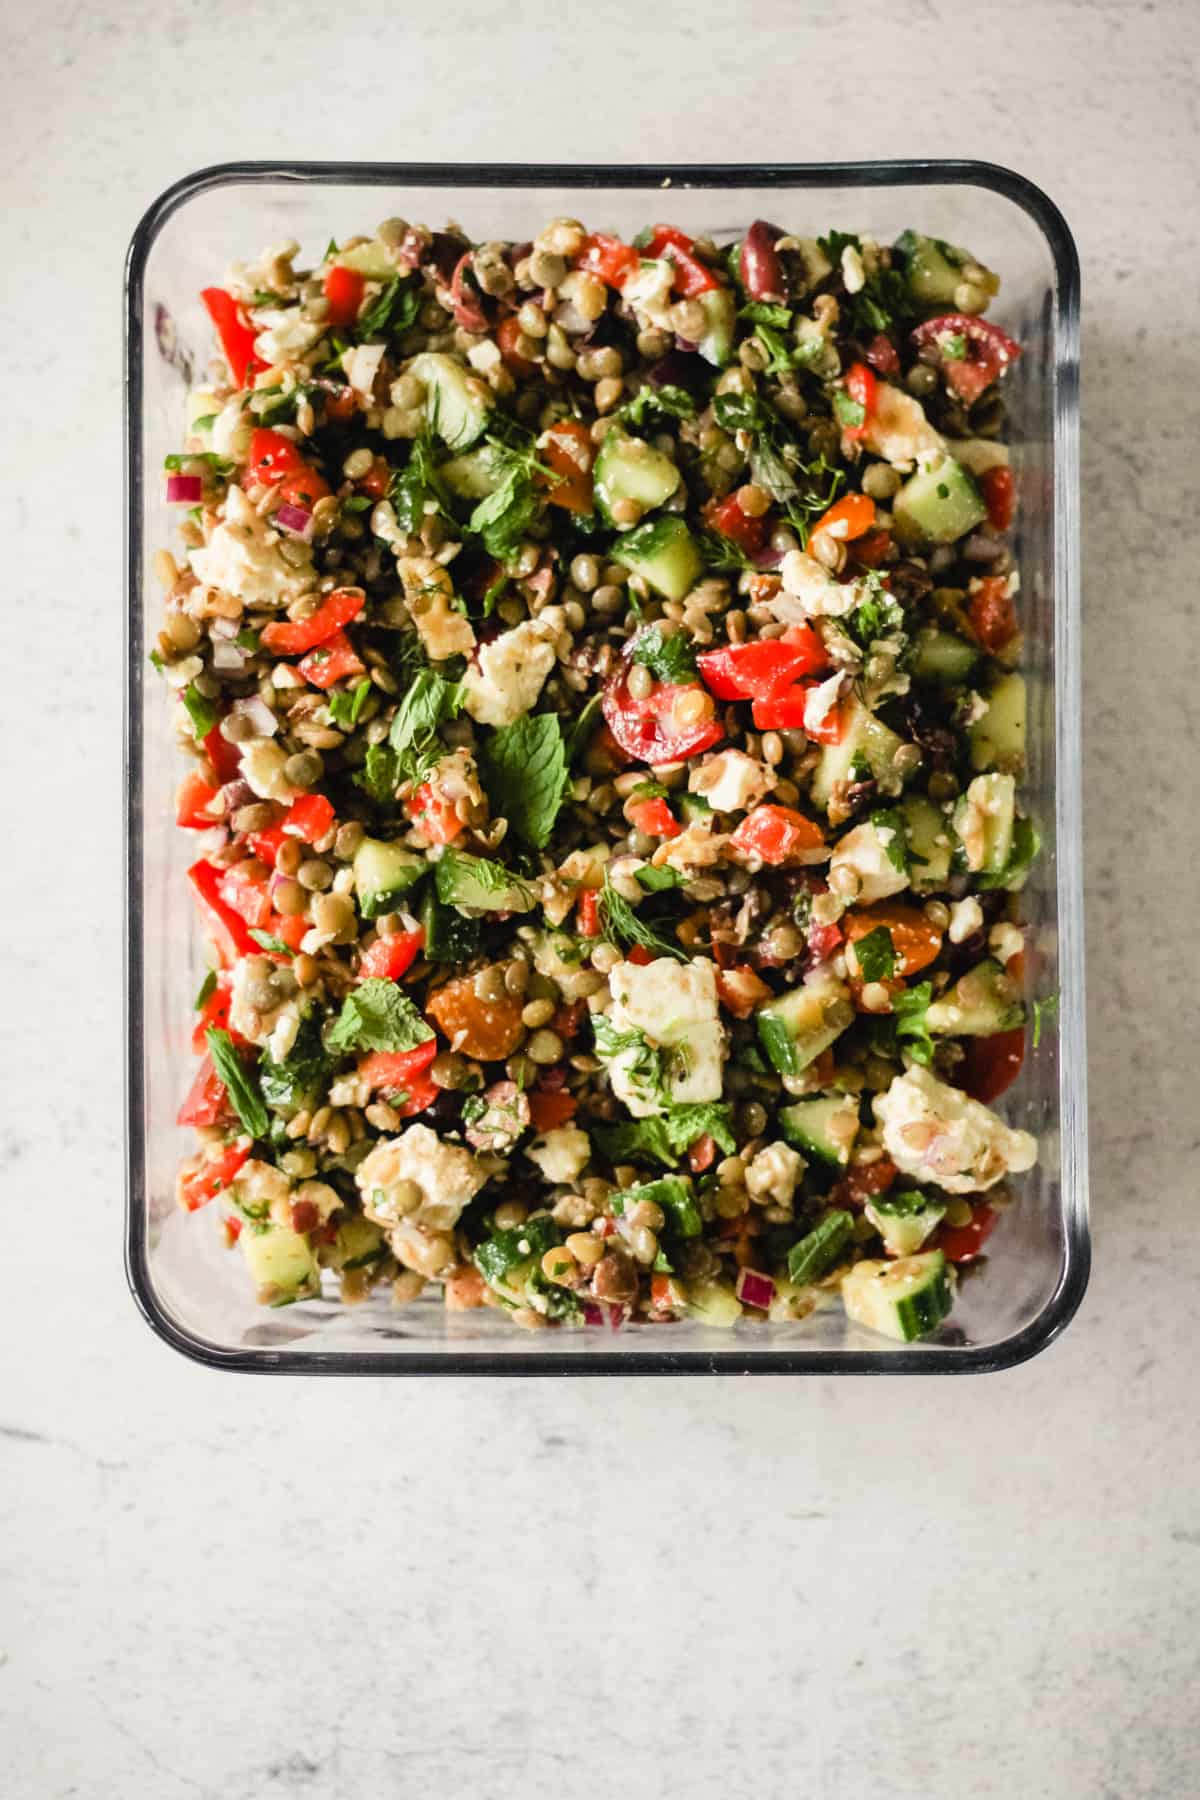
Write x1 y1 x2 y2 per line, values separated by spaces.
873 1189 939 1218
326 979 434 1057
194 970 217 1010
615 383 697 429
630 778 669 801
833 390 866 430
636 864 684 893
596 1103 736 1169
478 712 569 850
248 929 293 957
355 741 403 803
892 981 936 1066
481 572 509 617
613 1175 703 1238
847 577 906 647
1032 992 1059 1049
564 692 603 765
181 683 218 742
327 679 373 731
630 624 698 684
597 870 686 962
164 451 232 476
206 1028 268 1141
324 237 339 260
698 527 757 572
591 1015 671 1109
258 1011 330 1116
474 1214 561 1285
435 846 534 906
941 333 968 361
235 627 261 652
852 926 896 984
388 669 464 776
343 494 374 513
713 391 843 544
787 1209 853 1284
713 392 771 436
466 438 547 560
870 808 909 875
739 300 793 329
191 413 217 433
148 650 165 674
526 1265 583 1321
819 229 912 335
753 321 806 377
352 275 419 342
389 430 451 535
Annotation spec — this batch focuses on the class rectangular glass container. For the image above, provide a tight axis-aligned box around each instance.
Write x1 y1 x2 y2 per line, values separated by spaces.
125 160 1087 1373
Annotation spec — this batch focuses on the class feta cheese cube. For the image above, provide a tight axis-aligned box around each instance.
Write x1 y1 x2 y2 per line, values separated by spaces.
356 1123 488 1235
461 614 562 728
525 1126 591 1185
689 749 774 815
601 956 725 1118
189 484 314 609
948 896 984 945
874 1065 1037 1194
745 1140 806 1208
829 820 909 906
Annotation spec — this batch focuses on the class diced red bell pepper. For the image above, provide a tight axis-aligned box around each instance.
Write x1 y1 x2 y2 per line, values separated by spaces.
277 468 331 509
358 1036 438 1110
730 804 825 864
179 1140 252 1212
751 679 846 741
298 629 365 691
625 944 655 966
697 630 828 701
177 1055 229 1127
272 912 309 952
497 314 537 378
528 1088 578 1133
840 362 878 442
216 861 273 929
323 265 366 329
260 588 365 656
703 492 769 555
188 858 259 964
576 888 601 938
191 973 236 1053
282 792 336 844
715 964 774 1019
358 928 424 982
541 418 595 514
248 428 310 485
176 771 219 829
200 287 266 388
642 225 720 297
627 796 681 839
938 1205 998 1264
980 464 1016 531
865 332 901 379
829 1157 897 1211
910 314 1022 407
577 232 639 289
810 492 876 545
969 575 1018 654
643 224 695 256
848 527 893 570
360 456 391 500
407 783 463 844
203 721 242 785
959 1027 1026 1104
248 823 287 866
602 662 723 765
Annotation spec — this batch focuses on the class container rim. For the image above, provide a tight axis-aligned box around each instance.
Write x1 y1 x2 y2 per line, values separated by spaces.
125 159 1086 1375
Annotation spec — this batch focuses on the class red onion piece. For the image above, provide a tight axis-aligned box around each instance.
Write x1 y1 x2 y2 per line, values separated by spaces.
735 1268 776 1310
233 693 278 738
211 640 247 673
582 1300 629 1330
273 502 313 541
753 546 786 570
167 474 203 504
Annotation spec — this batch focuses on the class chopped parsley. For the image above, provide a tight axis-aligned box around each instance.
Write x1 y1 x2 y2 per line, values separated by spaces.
327 678 373 730
852 926 896 984
615 384 697 429
352 275 419 342
181 683 218 742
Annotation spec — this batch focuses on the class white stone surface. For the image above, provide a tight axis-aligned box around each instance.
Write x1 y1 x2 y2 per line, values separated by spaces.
3 1 1200 1795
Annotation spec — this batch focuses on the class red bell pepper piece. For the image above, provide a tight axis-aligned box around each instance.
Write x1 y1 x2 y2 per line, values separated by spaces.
200 287 266 388
497 314 537 378
909 314 1022 406
203 721 242 785
969 575 1018 654
272 912 309 953
260 588 365 656
359 456 392 500
248 823 288 866
865 332 901 379
751 680 846 740
282 792 336 844
688 1133 717 1173
176 1055 229 1127
179 1140 252 1212
627 796 681 839
541 418 595 514
577 232 640 289
528 1088 578 1133
188 859 258 963
576 888 601 938
625 945 655 966
698 632 827 701
298 629 366 691
829 1156 897 1211
730 804 825 864
176 771 219 829
358 1037 438 1105
247 428 309 485
191 973 236 1053
407 783 463 844
642 225 720 297
809 492 876 545
959 1027 1026 1105
323 265 366 329
839 362 878 442
216 862 273 930
938 1205 998 1264
980 464 1016 531
358 928 424 982
848 527 893 570
703 492 769 555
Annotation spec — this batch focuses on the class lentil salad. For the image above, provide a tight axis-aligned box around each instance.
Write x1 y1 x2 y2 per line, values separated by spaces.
152 211 1039 1342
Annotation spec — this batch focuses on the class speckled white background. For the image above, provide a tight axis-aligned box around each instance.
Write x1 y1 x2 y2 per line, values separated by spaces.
4 1 1199 1795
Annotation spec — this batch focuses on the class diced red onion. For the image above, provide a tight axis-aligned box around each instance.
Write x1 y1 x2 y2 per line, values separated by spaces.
211 640 247 673
274 502 314 541
753 546 786 570
234 694 278 738
167 474 203 504
735 1268 776 1310
582 1300 629 1330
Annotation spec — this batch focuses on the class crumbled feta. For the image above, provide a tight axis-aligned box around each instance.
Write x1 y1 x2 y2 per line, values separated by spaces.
467 339 503 375
745 1140 806 1208
622 257 675 330
230 1157 292 1226
525 1126 591 1185
829 820 909 905
529 928 600 1003
948 896 984 945
252 308 325 365
461 613 563 728
602 956 725 1117
266 1000 301 1063
162 654 203 691
396 556 477 660
776 551 864 620
860 382 946 469
189 485 314 609
989 921 1025 967
689 749 774 815
356 1123 488 1235
803 672 846 737
240 737 301 803
874 1065 1037 1194
659 818 732 872
342 343 385 398
424 748 485 817
210 397 252 461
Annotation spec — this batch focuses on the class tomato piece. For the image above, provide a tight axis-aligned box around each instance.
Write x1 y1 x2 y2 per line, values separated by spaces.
359 456 391 500
444 1264 489 1309
576 888 601 938
216 862 273 930
275 467 331 509
643 224 695 256
248 428 309 485
200 287 266 387
298 628 366 691
322 385 359 424
959 1027 1026 1104
848 527 892 570
664 243 720 298
843 904 943 979
715 964 773 1019
176 771 219 829
938 1205 998 1264
407 783 463 844
688 1134 717 1174
829 1157 897 1210
323 265 366 329
540 418 595 514
865 333 901 379
805 918 844 969
969 575 1018 654
426 975 525 1062
358 1036 438 1095
248 823 287 866
497 314 537 378
627 796 680 839
840 362 878 442
602 661 723 765
190 973 241 1053
810 492 876 545
178 1140 252 1213
750 676 845 740
528 1088 578 1133
188 858 258 963
280 793 335 845
272 912 309 952
697 633 826 700
359 929 424 982
980 464 1016 531
703 491 769 554
577 232 639 288
625 944 655 966
260 588 364 656
176 1055 229 1128
730 804 825 865
203 721 241 785
910 314 1022 407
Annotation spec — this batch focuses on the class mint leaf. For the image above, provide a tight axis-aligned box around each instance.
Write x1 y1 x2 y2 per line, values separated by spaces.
328 678 372 730
787 1210 853 1284
941 333 968 361
616 383 697 430
739 301 793 329
258 1011 330 1115
389 669 463 772
630 624 697 685
248 929 293 957
326 979 434 1056
478 712 568 850
612 1175 702 1238
389 430 451 535
355 741 402 803
352 275 419 342
636 864 684 893
595 1101 735 1169
206 1028 268 1140
467 441 545 560
181 683 218 742
852 926 896 984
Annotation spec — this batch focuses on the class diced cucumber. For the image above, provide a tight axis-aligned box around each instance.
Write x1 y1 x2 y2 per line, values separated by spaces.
593 430 681 522
353 837 426 919
434 847 535 914
756 977 853 1077
440 445 503 500
901 794 954 892
337 240 397 280
977 814 1040 893
779 1093 860 1166
893 231 969 306
809 696 907 810
420 888 481 962
406 351 491 451
865 1193 946 1257
841 1250 955 1342
240 1224 319 1301
911 627 980 686
970 672 1026 775
893 455 987 547
926 958 1026 1037
612 515 703 602
954 772 1015 875
695 287 737 367
684 1277 743 1328
678 793 713 825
